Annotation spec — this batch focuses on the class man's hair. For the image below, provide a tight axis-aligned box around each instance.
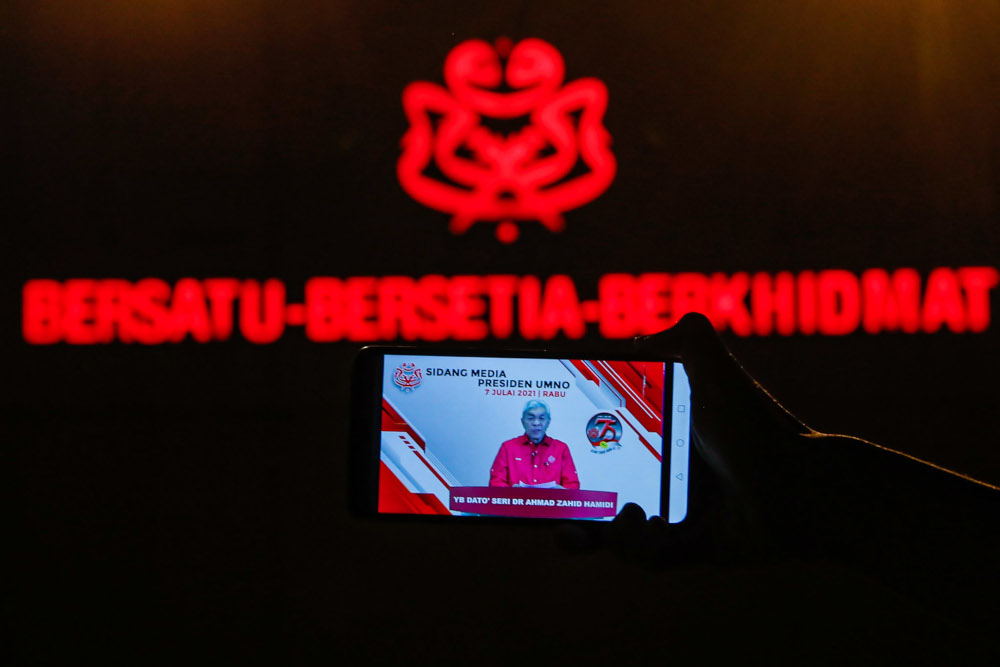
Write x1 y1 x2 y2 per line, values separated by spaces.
522 399 550 419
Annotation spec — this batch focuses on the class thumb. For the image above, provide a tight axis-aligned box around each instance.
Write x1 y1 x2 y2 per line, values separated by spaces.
635 312 812 485
634 312 747 408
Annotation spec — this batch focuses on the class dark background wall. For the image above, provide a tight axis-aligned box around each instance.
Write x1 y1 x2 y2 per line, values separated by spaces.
8 2 1000 662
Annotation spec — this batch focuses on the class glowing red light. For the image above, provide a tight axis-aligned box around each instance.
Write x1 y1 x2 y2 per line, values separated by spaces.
240 280 286 344
398 37 616 242
708 272 752 336
20 268 999 345
817 270 861 335
496 221 519 244
751 272 796 336
170 278 213 343
537 275 585 339
922 267 967 333
597 273 637 338
861 268 920 334
958 267 999 332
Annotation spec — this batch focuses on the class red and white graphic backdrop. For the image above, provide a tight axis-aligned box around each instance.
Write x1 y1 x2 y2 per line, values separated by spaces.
377 354 667 518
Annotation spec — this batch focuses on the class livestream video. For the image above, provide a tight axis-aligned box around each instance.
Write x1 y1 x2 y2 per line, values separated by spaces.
378 354 691 522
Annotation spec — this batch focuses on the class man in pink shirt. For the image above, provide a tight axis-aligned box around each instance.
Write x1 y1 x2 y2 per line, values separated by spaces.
489 400 581 489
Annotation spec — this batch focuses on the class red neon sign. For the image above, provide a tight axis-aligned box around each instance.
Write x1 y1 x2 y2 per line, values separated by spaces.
21 267 998 345
398 37 616 243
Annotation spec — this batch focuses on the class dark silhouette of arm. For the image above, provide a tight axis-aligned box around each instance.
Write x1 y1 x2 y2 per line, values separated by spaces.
631 312 1000 633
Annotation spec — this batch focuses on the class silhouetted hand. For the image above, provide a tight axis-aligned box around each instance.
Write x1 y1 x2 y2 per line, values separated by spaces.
639 311 833 559
558 312 1000 639
559 311 824 564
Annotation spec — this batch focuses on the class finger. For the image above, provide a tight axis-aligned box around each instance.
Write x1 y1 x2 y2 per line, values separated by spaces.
553 522 600 554
636 312 811 437
612 501 647 526
607 502 647 559
637 515 674 569
625 515 689 570
634 312 747 406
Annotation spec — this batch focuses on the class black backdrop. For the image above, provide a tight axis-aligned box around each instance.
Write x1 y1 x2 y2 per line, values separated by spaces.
9 2 1000 662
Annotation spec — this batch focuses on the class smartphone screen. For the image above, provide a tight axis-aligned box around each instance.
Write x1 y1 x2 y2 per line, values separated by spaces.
376 354 691 522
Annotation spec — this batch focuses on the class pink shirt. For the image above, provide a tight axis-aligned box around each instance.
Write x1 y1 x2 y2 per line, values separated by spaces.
489 435 580 489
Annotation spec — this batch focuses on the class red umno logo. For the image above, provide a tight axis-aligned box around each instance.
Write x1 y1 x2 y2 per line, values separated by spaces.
398 37 616 243
393 362 423 392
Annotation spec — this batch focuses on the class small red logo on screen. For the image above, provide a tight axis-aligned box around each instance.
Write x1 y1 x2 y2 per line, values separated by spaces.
393 362 423 391
398 37 616 243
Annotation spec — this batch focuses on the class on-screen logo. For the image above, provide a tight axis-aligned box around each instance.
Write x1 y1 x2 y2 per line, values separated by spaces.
586 412 622 453
393 362 423 392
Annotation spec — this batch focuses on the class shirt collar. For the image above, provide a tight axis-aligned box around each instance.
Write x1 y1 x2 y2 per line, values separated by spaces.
519 434 551 447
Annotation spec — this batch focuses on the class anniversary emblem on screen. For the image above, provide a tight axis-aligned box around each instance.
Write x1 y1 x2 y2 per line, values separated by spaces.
374 353 691 522
398 37 616 243
586 412 623 453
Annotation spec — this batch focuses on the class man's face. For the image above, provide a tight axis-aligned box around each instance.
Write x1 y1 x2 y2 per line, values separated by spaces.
521 407 550 443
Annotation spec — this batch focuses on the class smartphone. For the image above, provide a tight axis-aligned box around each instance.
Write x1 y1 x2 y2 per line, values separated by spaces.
349 347 692 523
